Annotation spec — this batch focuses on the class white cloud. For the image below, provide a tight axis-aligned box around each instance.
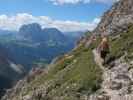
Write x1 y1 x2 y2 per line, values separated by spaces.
0 13 100 32
49 0 90 5
95 0 119 4
48 0 119 5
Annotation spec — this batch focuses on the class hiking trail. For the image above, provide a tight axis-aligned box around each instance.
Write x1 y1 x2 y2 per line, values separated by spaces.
90 49 133 100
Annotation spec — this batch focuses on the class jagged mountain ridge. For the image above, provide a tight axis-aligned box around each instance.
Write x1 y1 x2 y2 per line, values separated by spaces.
0 23 76 70
2 0 133 100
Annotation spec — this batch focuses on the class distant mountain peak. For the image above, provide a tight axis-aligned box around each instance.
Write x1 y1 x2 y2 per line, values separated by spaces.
18 23 43 41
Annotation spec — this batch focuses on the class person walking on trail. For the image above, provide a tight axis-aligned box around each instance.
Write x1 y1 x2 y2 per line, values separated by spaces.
97 33 110 64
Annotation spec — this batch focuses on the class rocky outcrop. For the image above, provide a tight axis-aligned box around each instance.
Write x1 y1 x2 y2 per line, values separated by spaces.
2 68 47 100
90 50 133 100
94 0 133 35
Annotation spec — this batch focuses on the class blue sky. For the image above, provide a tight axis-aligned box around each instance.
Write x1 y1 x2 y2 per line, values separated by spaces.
0 0 116 32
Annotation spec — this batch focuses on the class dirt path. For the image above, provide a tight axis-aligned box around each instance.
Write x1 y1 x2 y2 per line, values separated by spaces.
90 49 133 100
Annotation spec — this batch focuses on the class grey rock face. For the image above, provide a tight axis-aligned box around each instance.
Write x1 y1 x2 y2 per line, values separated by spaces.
94 0 133 35
90 50 133 100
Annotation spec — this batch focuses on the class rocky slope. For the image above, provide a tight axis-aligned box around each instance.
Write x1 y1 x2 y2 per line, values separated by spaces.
94 0 133 35
2 0 133 100
91 49 133 100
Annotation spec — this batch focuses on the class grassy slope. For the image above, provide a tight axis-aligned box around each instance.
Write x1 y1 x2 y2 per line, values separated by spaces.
12 36 102 99
11 25 133 100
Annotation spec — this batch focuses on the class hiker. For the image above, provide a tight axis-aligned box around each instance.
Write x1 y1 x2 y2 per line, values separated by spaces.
97 34 110 64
